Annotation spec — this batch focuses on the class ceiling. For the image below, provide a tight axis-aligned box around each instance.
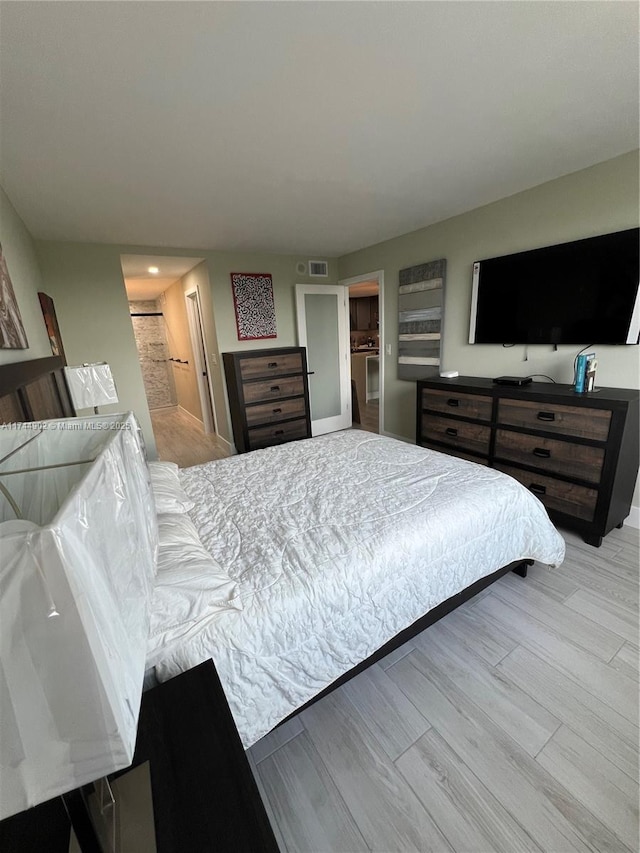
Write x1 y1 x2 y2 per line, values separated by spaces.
0 2 638 258
121 254 204 300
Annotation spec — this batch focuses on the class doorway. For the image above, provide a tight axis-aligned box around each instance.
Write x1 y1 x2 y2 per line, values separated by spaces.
121 254 225 466
341 271 384 435
185 287 217 435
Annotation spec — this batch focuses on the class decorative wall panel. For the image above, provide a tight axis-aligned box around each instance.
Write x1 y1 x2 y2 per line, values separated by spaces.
397 258 446 381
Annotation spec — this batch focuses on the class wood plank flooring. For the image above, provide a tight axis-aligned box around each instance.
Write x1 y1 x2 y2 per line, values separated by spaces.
248 524 640 853
353 400 379 434
150 406 229 467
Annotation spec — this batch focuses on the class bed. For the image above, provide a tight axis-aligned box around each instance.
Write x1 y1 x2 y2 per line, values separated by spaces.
0 357 566 755
146 429 565 747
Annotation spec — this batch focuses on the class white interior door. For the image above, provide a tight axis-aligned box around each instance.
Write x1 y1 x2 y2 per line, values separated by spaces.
185 288 217 434
295 284 351 436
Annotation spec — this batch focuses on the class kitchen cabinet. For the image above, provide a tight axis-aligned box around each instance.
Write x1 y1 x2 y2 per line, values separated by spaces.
350 296 378 331
351 352 379 411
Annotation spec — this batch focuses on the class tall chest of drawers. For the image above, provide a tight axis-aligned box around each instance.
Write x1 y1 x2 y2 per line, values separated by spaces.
417 376 639 546
224 347 312 453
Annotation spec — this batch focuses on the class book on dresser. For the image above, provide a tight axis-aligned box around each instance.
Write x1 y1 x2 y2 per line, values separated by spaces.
416 375 639 547
223 347 312 454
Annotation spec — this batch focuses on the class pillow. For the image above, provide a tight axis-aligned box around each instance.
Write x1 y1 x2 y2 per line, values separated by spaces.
146 512 242 668
148 461 195 515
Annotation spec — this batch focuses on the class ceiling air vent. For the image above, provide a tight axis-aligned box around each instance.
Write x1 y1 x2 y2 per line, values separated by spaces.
309 260 328 277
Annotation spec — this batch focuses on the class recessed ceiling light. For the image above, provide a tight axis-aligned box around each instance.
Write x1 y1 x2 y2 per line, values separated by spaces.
148 266 159 275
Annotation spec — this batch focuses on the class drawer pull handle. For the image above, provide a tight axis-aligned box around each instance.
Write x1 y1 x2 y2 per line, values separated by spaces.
270 385 280 392
447 399 459 407
445 427 458 437
272 407 282 414
268 362 278 368
274 429 284 436
529 483 547 496
537 411 556 422
533 447 551 458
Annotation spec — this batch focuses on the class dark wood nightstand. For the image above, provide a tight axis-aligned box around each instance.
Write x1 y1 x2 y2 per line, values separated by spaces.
1 660 280 853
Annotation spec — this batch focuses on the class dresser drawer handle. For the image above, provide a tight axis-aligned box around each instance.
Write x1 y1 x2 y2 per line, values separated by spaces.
268 362 278 368
533 447 551 458
537 411 556 422
272 407 282 414
270 385 280 392
445 427 458 437
274 429 284 436
447 399 459 407
529 483 547 495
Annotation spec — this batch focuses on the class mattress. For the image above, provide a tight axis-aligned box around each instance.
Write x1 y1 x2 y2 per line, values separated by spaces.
150 430 565 747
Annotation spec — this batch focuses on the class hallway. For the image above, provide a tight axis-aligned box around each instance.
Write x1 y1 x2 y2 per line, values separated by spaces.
150 408 229 468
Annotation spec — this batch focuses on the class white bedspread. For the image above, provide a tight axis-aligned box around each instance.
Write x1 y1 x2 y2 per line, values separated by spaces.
151 431 565 747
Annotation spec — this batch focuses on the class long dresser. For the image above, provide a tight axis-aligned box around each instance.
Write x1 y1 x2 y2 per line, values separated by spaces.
224 347 312 454
416 376 639 546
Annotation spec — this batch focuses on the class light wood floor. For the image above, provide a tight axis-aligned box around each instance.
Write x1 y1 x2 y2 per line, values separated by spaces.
247 524 640 853
353 400 379 434
150 407 229 468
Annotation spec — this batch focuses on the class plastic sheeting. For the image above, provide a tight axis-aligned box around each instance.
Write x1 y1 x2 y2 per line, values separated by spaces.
63 363 119 410
0 412 157 820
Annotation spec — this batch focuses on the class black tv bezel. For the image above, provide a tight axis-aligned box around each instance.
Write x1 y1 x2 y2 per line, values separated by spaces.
468 227 640 346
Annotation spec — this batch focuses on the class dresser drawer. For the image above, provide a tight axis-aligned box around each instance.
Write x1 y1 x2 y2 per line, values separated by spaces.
421 388 492 422
422 442 489 466
245 397 307 427
422 415 491 457
495 429 605 483
248 418 308 450
495 463 598 522
242 375 304 405
498 398 611 441
239 353 303 381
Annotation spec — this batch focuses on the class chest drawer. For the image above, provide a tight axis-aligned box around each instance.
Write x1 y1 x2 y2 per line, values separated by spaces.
498 398 611 441
422 414 491 456
242 375 304 405
239 353 303 381
248 418 308 450
421 388 493 421
423 442 490 466
495 429 605 483
245 397 307 427
495 463 598 522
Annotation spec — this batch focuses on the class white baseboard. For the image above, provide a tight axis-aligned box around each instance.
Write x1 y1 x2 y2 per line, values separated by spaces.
177 405 205 429
218 435 235 455
626 505 640 530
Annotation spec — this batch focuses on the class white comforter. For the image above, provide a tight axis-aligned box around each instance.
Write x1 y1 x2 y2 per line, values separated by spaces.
152 430 565 747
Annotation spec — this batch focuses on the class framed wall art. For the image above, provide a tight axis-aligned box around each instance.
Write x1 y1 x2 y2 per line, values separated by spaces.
0 242 29 349
38 292 67 363
230 272 277 341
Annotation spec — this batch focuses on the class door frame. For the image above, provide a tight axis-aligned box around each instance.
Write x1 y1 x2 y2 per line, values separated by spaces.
339 269 385 434
184 286 218 435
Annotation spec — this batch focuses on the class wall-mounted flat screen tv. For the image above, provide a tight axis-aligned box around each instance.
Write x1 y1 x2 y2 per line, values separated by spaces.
469 228 640 345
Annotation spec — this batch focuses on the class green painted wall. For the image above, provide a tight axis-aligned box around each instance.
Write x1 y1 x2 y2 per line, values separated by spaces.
338 149 640 511
338 150 640 437
35 239 337 454
0 187 51 365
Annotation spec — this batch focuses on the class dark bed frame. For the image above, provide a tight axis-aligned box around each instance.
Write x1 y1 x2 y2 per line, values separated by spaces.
0 356 531 852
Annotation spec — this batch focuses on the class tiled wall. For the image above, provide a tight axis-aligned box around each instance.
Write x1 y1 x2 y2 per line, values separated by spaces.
129 300 177 409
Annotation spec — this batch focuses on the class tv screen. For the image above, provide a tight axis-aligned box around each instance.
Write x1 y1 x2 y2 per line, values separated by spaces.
469 228 640 345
